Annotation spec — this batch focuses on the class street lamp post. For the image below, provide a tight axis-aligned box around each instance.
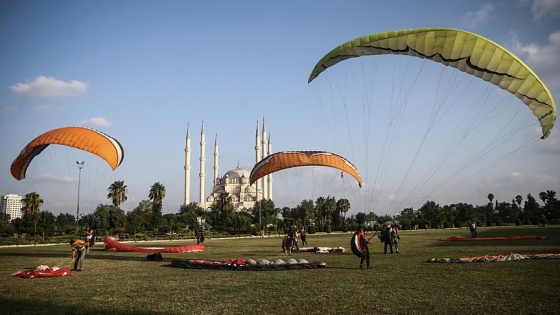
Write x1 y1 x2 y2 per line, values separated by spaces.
76 161 85 235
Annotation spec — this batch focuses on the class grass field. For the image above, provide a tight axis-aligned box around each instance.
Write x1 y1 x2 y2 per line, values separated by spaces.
1 226 559 315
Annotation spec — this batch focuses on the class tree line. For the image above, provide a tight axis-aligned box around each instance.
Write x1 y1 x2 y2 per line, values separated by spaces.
1 179 558 238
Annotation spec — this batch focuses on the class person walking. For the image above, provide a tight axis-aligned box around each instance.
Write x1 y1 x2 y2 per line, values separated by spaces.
85 229 95 253
70 239 87 271
291 228 300 252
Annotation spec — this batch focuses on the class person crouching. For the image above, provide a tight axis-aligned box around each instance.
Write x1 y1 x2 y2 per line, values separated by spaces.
70 239 87 271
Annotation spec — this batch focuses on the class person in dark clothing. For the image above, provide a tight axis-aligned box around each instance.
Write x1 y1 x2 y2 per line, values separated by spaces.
354 227 371 269
469 222 477 238
196 231 205 244
383 224 393 254
300 227 308 247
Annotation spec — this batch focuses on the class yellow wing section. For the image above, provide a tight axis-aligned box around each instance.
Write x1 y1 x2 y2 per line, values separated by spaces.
11 126 124 180
308 28 556 139
250 151 362 188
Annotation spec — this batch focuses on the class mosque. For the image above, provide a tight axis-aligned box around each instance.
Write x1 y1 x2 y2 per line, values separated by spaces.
184 118 272 212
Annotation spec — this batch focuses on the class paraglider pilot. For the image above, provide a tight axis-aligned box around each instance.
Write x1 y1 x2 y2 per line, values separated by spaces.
70 239 87 271
355 227 371 269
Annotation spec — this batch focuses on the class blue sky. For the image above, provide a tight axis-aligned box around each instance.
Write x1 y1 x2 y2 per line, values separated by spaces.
1 0 559 217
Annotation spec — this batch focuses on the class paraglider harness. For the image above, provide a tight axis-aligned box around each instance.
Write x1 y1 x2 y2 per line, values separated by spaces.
350 230 378 258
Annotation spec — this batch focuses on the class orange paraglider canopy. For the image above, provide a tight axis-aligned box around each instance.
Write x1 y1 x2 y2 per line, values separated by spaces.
11 126 124 180
250 151 362 188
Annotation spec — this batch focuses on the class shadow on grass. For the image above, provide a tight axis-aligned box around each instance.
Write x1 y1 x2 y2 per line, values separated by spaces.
0 297 156 315
431 239 551 248
0 251 156 262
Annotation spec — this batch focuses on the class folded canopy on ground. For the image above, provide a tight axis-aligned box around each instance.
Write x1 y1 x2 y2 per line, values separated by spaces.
11 265 72 278
171 257 327 271
439 235 547 241
427 252 560 263
103 236 205 253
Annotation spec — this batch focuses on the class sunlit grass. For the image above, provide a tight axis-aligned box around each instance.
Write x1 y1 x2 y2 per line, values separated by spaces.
1 226 559 314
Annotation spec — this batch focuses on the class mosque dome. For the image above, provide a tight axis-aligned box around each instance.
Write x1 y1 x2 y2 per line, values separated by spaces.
223 167 250 179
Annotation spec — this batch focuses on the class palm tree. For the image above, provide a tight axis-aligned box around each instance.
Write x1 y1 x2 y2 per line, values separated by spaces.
149 182 166 205
297 199 314 227
538 192 548 205
212 192 233 228
107 180 128 208
515 195 523 207
149 182 166 234
336 198 351 220
22 192 43 236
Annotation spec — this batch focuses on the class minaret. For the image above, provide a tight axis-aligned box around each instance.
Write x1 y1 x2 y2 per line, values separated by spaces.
213 134 219 186
199 121 206 208
184 123 191 206
267 133 273 200
254 120 262 200
261 117 268 200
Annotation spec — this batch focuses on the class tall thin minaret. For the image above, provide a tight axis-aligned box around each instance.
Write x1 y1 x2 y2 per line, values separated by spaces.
199 121 206 208
267 133 273 200
184 123 191 206
254 120 262 200
261 117 268 200
213 134 219 186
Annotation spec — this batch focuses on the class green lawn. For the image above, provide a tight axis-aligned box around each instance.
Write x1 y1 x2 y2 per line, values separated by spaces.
1 226 559 315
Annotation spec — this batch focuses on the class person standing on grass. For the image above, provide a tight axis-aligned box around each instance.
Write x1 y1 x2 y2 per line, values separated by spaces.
391 226 400 253
196 230 205 244
469 221 477 238
70 239 87 271
355 227 371 269
383 224 394 254
86 229 95 253
290 228 300 253
300 226 308 247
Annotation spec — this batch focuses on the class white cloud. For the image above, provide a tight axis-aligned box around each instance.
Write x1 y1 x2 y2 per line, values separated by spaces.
481 171 558 199
31 173 75 184
519 0 560 20
79 117 112 127
536 129 560 154
3 105 17 112
10 76 88 99
508 31 560 90
462 3 494 27
34 104 56 111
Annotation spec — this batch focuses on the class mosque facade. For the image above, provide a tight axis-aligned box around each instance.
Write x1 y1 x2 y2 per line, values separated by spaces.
184 118 272 212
